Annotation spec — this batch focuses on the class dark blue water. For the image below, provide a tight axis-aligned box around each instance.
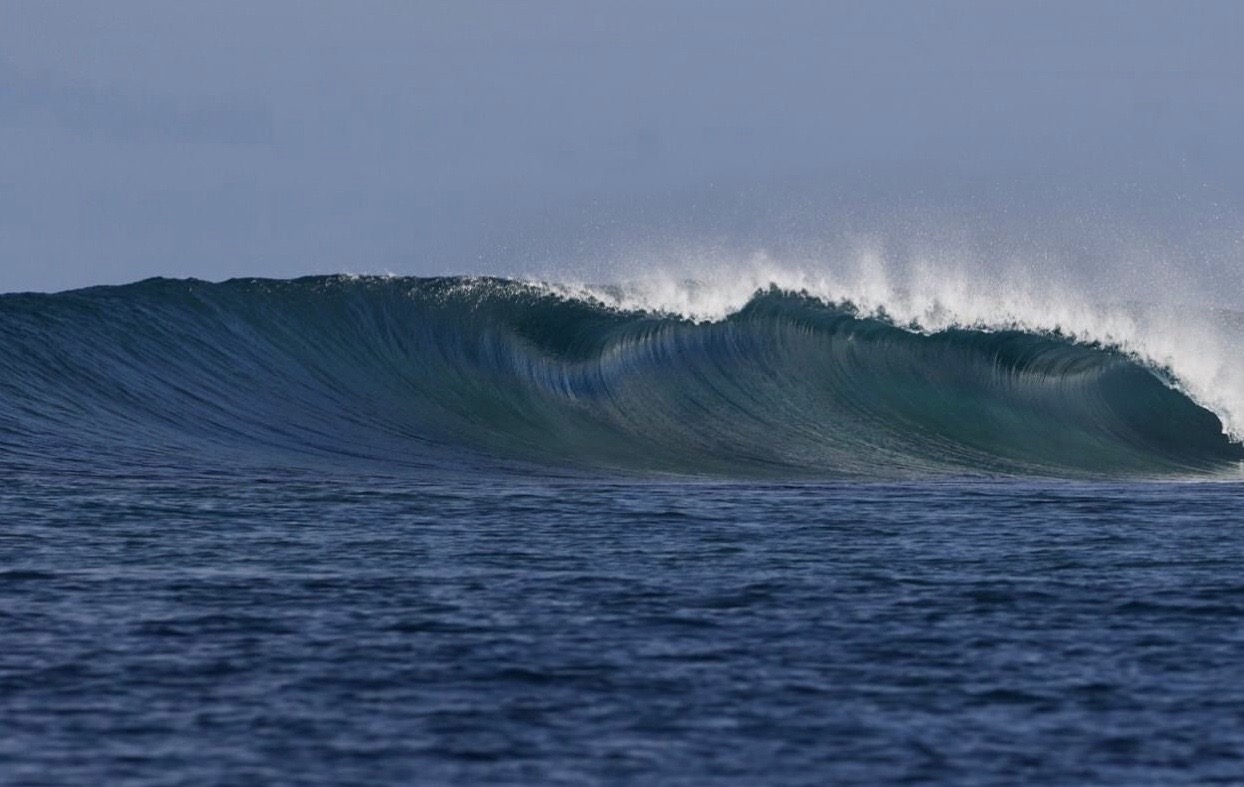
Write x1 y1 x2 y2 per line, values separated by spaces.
5 466 1244 785
4 277 1244 784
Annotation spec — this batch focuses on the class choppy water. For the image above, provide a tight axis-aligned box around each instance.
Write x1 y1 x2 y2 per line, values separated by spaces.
4 276 1244 784
6 467 1244 785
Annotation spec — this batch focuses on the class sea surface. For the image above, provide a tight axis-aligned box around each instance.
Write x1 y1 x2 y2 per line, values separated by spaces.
3 276 1244 785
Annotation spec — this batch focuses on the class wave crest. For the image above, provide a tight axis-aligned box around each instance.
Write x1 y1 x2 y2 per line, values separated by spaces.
1 275 1240 478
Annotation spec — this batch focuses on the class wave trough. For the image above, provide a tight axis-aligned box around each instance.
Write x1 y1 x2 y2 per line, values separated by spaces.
1 275 1240 479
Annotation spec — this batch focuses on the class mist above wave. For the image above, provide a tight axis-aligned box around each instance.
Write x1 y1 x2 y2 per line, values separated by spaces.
540 248 1244 442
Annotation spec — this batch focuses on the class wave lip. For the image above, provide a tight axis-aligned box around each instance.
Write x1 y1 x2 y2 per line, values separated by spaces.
1 275 1240 479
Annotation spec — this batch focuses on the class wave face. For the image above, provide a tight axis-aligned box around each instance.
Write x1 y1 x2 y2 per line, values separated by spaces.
1 275 1241 479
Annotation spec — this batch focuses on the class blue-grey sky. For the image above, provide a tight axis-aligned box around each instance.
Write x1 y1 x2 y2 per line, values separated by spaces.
3 0 1243 293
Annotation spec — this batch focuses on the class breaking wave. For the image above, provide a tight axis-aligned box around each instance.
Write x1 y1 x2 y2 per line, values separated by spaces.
1 275 1240 479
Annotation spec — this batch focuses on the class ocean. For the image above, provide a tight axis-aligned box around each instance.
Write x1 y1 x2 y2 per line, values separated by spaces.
3 275 1244 785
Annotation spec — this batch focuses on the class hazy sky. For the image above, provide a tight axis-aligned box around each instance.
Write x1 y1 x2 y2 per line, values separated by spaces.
3 1 1244 292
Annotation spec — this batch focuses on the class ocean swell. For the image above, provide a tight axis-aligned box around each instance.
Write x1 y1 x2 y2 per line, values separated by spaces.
0 275 1240 478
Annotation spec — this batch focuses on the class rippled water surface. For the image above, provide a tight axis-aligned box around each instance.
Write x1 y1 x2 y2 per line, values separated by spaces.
5 465 1244 785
